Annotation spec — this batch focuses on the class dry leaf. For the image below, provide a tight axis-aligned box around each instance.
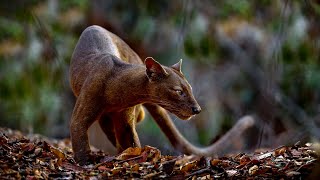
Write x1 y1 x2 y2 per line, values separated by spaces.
181 161 197 173
240 155 251 165
0 128 317 179
226 170 237 177
274 146 288 156
256 152 272 160
210 159 220 166
116 147 142 160
249 165 259 176
131 163 140 172
111 167 124 176
98 165 110 171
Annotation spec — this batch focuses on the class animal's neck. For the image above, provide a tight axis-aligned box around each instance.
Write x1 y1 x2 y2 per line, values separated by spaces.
112 64 151 108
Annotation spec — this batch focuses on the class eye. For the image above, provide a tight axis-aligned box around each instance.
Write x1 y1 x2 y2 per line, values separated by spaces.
175 89 183 96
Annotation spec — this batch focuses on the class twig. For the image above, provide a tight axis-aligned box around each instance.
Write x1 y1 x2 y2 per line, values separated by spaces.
186 157 213 179
186 167 212 179
117 155 142 164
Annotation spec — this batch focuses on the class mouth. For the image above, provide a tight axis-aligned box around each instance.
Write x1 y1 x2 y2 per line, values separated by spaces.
162 106 194 120
159 104 195 120
178 114 193 120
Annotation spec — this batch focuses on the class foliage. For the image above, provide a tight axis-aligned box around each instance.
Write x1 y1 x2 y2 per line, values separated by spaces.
0 128 319 179
0 1 87 136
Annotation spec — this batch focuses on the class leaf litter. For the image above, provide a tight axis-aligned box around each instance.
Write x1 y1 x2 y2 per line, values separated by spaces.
0 128 319 179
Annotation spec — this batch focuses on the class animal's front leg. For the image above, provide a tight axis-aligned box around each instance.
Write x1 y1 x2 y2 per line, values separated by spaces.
70 95 104 165
112 107 141 152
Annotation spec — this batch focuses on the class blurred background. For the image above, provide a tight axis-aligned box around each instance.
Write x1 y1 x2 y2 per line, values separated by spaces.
0 0 319 155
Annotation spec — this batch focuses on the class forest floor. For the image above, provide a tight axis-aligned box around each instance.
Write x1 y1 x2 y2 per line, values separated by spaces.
0 127 319 179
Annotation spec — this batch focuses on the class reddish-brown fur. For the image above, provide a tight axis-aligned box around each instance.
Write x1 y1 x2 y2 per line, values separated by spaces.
70 25 206 164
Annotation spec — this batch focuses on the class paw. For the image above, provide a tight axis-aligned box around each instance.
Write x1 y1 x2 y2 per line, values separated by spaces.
74 153 94 166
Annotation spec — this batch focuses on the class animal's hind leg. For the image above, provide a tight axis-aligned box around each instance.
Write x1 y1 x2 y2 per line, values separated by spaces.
98 113 117 147
135 105 145 123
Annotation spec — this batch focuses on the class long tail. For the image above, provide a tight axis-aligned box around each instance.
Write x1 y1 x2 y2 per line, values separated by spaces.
144 103 255 156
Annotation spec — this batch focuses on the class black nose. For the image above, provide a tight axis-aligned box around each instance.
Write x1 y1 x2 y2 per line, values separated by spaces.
192 106 201 114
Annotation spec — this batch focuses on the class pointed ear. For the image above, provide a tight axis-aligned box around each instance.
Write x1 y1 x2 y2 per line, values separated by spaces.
145 57 168 81
171 59 183 73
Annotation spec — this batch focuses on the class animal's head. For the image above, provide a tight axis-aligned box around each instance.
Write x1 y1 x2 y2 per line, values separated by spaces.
144 57 201 120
